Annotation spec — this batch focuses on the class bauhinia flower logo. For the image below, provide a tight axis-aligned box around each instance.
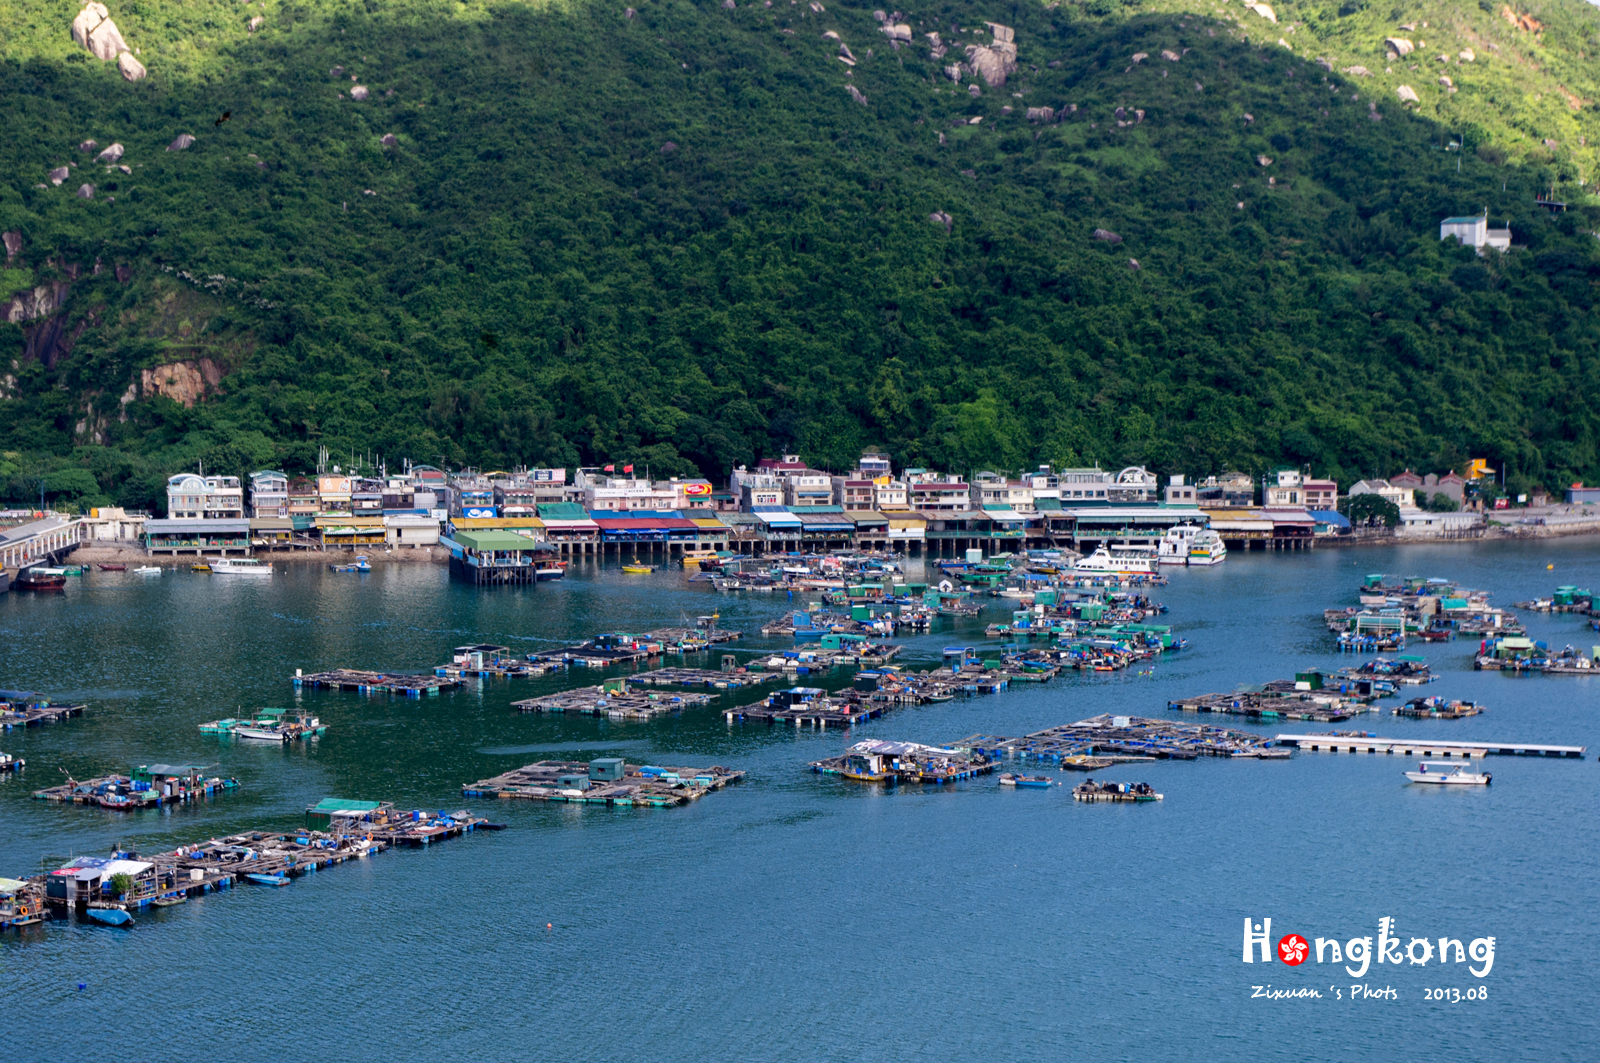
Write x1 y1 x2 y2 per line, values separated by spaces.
1278 934 1310 966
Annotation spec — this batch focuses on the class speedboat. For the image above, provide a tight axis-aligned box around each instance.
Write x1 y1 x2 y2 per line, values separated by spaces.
621 562 655 574
97 563 127 571
245 873 290 887
211 558 271 577
1404 761 1491 785
135 565 162 575
232 724 291 742
191 562 211 572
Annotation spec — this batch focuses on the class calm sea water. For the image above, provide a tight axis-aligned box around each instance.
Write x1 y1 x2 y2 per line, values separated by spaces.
2 540 1597 1060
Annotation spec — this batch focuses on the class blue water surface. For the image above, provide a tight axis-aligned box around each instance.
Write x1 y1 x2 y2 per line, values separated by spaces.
0 539 1595 1061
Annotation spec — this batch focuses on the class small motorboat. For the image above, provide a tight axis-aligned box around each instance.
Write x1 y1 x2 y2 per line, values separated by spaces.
191 562 211 572
85 906 134 927
152 896 187 908
999 773 1053 788
245 873 290 887
232 725 290 742
97 563 127 572
61 565 85 576
621 561 655 574
330 555 372 573
1405 762 1491 785
135 565 162 575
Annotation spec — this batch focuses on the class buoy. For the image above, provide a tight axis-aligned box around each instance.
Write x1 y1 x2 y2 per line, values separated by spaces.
546 923 553 929
1547 564 1554 570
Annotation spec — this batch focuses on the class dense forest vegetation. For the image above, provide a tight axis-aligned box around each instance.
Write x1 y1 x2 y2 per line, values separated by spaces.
2 0 1599 510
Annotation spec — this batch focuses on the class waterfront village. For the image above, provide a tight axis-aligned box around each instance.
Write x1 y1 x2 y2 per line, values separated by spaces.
5 449 1596 588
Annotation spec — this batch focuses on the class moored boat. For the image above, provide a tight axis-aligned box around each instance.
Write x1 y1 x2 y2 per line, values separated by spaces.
245 872 290 887
211 558 271 577
1073 545 1156 575
85 905 134 926
998 773 1053 788
1186 529 1227 566
16 567 67 590
97 563 127 571
1404 761 1491 785
190 562 211 572
135 565 162 575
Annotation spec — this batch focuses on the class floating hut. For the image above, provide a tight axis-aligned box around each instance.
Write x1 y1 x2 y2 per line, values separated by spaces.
511 678 715 719
34 764 238 808
810 740 995 784
0 691 87 730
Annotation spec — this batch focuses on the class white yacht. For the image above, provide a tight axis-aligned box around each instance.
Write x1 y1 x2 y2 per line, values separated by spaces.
1072 544 1156 575
1157 524 1202 565
1404 762 1491 785
211 558 272 578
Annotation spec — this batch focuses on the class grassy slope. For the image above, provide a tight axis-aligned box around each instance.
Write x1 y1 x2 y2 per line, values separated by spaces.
1 0 1599 508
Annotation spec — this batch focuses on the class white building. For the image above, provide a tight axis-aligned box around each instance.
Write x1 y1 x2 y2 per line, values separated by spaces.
249 471 288 518
582 476 680 512
1108 466 1159 504
1057 467 1113 502
1440 214 1511 255
1163 475 1196 505
166 472 245 520
1349 479 1409 508
970 473 1035 511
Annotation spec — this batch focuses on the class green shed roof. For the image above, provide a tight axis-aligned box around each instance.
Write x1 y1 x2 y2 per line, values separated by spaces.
453 530 541 551
311 798 384 812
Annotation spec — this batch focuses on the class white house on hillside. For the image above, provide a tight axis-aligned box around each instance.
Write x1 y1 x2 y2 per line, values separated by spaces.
1440 214 1510 255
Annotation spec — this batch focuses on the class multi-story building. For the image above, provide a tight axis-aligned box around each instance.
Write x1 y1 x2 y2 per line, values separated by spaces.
1196 472 1256 507
906 471 972 512
833 477 877 511
970 472 1034 511
317 474 353 516
1107 466 1159 504
249 471 288 518
582 475 679 512
1056 467 1114 502
1163 475 1196 506
165 472 245 520
872 479 909 510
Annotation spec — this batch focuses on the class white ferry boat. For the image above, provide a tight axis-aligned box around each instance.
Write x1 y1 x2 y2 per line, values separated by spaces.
211 558 272 578
1404 762 1491 785
1186 529 1228 566
1072 544 1156 575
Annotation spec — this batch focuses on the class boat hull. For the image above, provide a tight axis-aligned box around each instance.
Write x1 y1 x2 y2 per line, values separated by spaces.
1404 773 1490 785
86 907 134 926
232 727 290 742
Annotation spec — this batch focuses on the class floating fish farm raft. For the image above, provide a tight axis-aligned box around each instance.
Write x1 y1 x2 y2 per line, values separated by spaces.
435 644 564 679
0 691 87 731
511 679 717 720
529 626 744 667
809 740 997 784
292 669 462 697
17 801 499 926
1072 779 1163 803
1166 689 1378 724
33 765 238 809
1272 733 1585 758
626 667 779 691
462 759 745 807
957 715 1277 761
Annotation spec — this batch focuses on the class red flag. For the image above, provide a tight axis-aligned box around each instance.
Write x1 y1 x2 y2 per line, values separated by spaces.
623 464 635 473
603 464 615 472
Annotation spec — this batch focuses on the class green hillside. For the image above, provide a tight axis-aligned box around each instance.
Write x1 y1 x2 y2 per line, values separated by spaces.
2 0 1599 509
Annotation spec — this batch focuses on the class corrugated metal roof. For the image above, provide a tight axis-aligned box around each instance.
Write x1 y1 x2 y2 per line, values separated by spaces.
144 519 251 533
453 530 543 551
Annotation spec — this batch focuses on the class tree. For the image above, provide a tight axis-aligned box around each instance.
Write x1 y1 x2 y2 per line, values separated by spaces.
1347 493 1400 528
1426 492 1459 512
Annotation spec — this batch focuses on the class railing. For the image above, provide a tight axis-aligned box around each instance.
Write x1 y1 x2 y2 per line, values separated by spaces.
0 518 87 570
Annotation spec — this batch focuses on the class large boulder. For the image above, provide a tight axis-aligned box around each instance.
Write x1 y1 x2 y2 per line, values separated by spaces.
78 184 96 199
3 232 21 261
79 139 98 153
118 52 145 81
72 3 129 61
49 166 70 186
96 143 124 163
1385 37 1414 57
1396 84 1419 103
350 85 370 100
167 133 195 151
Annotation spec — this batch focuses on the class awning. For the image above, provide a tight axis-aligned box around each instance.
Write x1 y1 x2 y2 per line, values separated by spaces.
751 509 802 527
144 519 251 534
452 530 543 551
1310 510 1351 529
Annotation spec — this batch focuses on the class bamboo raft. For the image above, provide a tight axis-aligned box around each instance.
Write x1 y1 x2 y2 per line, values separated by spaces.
511 682 716 719
463 760 744 806
0 693 87 731
957 714 1276 762
293 669 462 696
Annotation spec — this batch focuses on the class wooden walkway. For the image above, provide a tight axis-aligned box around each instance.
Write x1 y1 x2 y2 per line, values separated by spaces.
957 714 1276 761
511 683 716 720
0 693 86 731
1272 733 1586 758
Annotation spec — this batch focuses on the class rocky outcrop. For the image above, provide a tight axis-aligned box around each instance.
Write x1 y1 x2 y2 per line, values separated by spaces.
5 282 70 324
49 166 70 186
1396 84 1419 103
1385 37 1414 57
2 232 20 262
117 52 145 81
1246 3 1276 22
964 22 1017 87
72 3 127 61
1092 229 1122 244
350 85 369 100
140 359 226 407
380 133 398 148
167 133 195 151
78 184 96 199
95 143 124 163
79 139 98 153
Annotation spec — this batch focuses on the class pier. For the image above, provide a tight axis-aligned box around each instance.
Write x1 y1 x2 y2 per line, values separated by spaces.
1272 734 1586 758
293 669 462 696
463 759 744 806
